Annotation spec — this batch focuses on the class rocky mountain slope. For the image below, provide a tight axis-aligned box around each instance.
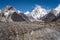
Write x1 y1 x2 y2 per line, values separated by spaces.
0 5 60 22
24 5 48 21
43 4 60 22
0 5 29 22
0 21 60 40
0 5 60 40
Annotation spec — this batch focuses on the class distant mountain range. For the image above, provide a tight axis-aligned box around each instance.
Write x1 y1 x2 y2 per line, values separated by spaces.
0 5 60 22
43 4 60 22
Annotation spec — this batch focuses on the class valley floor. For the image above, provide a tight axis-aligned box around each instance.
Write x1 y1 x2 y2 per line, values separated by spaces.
0 21 60 40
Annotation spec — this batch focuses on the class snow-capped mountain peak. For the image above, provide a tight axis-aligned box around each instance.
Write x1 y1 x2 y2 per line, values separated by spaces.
24 11 30 15
54 4 60 12
31 5 47 21
18 10 21 13
54 4 60 16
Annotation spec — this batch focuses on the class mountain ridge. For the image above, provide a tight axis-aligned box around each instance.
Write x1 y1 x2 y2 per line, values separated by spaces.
0 4 60 22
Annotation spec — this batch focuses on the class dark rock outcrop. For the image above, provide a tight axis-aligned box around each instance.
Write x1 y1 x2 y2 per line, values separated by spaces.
42 10 56 22
11 12 29 22
43 10 60 22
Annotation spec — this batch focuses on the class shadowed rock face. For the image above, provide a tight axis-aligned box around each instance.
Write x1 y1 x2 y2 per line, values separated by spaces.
0 22 60 40
42 10 60 22
42 12 56 22
11 12 29 22
11 12 25 22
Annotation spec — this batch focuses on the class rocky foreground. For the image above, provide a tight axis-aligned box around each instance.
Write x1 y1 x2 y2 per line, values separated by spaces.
0 22 60 40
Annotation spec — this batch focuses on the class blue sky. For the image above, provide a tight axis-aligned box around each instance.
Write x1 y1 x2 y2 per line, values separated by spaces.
0 0 60 12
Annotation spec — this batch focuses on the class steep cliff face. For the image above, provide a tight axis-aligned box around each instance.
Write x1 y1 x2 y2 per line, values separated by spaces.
11 12 29 22
42 10 57 22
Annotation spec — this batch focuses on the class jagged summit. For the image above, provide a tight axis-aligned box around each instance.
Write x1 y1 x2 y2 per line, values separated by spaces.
24 5 48 21
5 5 13 9
2 5 16 11
31 5 47 21
0 5 30 22
1 5 17 17
54 4 60 13
53 4 60 16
